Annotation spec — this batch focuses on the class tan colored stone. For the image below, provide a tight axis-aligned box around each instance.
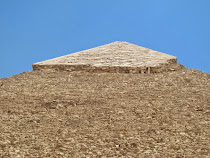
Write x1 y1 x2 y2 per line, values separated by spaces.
32 41 179 73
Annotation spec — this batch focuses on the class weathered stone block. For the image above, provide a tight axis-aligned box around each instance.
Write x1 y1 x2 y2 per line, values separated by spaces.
32 41 179 74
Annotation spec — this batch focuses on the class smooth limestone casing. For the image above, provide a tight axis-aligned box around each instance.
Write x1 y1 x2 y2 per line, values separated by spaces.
32 41 180 74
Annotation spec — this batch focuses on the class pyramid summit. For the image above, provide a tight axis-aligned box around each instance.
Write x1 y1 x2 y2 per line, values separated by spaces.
1 42 209 157
33 41 181 73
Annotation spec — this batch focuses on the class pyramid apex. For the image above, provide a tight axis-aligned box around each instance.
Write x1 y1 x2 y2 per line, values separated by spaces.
33 42 180 74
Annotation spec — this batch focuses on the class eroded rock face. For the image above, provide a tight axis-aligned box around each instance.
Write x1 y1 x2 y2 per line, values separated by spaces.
33 41 180 73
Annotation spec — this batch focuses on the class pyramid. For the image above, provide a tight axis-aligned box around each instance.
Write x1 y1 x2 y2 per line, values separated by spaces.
32 41 179 74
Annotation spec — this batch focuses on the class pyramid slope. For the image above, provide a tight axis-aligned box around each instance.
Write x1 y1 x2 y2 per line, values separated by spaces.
33 41 179 73
0 68 209 157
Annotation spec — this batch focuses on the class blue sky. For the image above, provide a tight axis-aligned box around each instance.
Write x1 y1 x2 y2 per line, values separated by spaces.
0 0 209 78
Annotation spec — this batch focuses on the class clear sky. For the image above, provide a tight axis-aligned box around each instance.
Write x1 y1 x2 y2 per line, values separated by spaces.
0 0 210 78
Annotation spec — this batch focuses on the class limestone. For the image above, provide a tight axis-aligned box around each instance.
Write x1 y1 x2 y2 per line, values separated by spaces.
32 41 179 73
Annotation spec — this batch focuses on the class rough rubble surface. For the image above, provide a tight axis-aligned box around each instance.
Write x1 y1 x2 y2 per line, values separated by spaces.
0 68 209 157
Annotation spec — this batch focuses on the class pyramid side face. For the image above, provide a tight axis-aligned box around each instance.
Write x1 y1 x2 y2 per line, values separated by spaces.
32 41 179 74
